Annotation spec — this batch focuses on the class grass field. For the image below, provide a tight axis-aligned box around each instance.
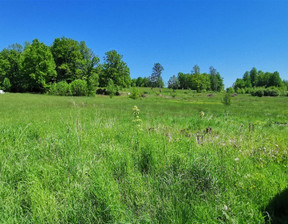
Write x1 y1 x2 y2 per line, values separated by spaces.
0 90 287 223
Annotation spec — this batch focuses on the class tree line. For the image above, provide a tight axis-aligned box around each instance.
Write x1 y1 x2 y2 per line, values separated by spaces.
0 38 131 95
132 65 224 92
232 67 288 96
1 38 287 96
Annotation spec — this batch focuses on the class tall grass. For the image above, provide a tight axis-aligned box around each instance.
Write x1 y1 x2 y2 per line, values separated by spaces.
0 92 287 223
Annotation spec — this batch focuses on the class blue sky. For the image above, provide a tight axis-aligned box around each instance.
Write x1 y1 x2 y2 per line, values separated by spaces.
0 0 288 87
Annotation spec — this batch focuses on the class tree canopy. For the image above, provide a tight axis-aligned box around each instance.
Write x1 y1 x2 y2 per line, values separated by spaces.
99 50 131 88
233 67 284 91
20 39 57 92
0 38 131 94
150 63 164 88
167 65 224 92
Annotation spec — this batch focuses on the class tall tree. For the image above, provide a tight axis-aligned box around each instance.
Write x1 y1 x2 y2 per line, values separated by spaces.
51 37 100 83
209 66 224 91
243 71 252 87
250 67 258 87
191 73 211 92
192 64 200 75
20 39 56 92
100 50 131 88
177 72 191 89
168 75 180 89
150 63 164 88
268 71 283 87
51 37 81 82
0 47 22 91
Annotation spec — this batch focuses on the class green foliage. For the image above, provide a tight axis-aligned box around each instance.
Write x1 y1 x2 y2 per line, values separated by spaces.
251 87 280 97
233 68 284 91
0 47 22 92
209 66 224 92
70 79 88 96
100 50 131 88
251 88 264 97
150 63 164 88
129 87 141 99
20 39 57 93
87 73 99 96
236 88 245 94
49 81 71 96
264 87 280 97
226 87 234 94
107 79 117 98
2 78 11 91
222 92 231 105
132 77 151 87
175 66 223 92
168 75 180 89
51 38 100 83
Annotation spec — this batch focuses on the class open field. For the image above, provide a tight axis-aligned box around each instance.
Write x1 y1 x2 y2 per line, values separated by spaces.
0 91 287 223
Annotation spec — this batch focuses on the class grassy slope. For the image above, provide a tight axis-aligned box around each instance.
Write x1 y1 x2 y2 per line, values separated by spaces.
0 91 287 223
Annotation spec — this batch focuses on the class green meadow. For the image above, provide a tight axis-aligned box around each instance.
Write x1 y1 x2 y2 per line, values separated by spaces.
0 90 287 223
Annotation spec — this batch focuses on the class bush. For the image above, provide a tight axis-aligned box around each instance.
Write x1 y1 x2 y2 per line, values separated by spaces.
129 87 141 100
2 78 11 91
55 81 71 96
107 79 116 98
264 88 280 97
236 88 245 94
251 89 264 97
222 92 231 106
87 73 99 96
70 79 88 96
245 88 252 94
226 87 234 94
251 87 280 97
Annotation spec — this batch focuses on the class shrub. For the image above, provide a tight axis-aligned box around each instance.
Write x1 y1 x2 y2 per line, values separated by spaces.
2 78 11 91
129 88 141 100
236 88 245 94
87 73 99 96
252 89 264 97
251 88 280 97
70 79 88 96
245 88 253 94
55 81 71 96
107 79 116 98
264 88 280 97
226 87 234 94
222 92 231 106
48 83 57 95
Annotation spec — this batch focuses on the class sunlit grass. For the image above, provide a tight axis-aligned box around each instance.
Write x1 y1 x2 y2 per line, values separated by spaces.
0 91 287 223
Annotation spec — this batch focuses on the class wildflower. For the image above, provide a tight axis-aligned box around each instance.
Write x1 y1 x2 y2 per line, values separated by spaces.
132 105 142 130
200 111 205 118
234 158 239 161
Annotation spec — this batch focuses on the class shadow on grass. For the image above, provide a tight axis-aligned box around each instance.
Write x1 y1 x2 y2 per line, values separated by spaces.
265 189 288 224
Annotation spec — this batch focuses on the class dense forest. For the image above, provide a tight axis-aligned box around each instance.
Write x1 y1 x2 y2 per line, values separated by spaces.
0 38 130 96
0 37 287 96
232 68 288 96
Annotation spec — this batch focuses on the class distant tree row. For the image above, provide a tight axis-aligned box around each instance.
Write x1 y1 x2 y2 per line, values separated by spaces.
233 67 285 90
231 68 287 96
131 63 164 88
168 65 224 92
132 64 224 92
0 37 131 95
